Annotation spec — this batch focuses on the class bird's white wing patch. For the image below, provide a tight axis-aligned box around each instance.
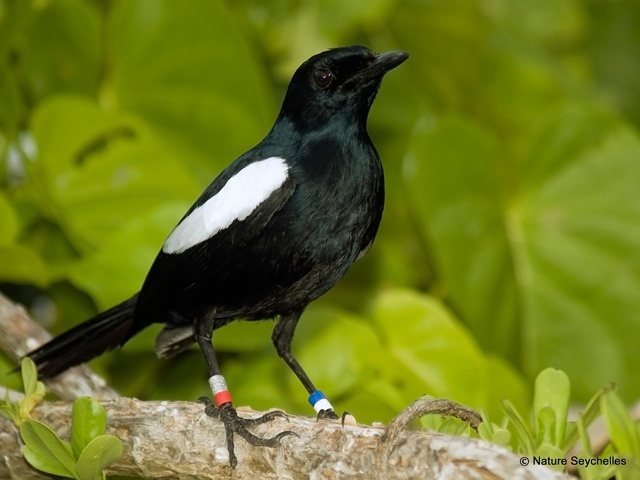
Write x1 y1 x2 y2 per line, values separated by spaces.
163 157 289 254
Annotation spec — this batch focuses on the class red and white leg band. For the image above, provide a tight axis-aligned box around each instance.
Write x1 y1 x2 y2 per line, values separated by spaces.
209 375 233 407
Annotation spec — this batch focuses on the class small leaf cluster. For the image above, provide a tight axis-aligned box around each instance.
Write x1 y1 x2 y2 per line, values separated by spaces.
20 398 122 480
421 368 640 479
1 359 122 480
500 368 598 461
0 358 44 425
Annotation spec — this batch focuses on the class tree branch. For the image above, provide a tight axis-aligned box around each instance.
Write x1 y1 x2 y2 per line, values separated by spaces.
0 292 570 479
1 398 572 480
0 292 119 401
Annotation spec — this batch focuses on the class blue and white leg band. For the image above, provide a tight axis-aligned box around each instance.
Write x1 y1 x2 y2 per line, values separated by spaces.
308 390 334 414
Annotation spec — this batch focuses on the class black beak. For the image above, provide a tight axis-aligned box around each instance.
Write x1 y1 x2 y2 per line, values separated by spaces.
346 50 409 87
371 50 410 74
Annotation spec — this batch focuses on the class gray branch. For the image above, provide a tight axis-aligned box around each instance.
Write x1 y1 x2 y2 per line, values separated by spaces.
0 292 118 401
0 292 569 479
1 399 571 480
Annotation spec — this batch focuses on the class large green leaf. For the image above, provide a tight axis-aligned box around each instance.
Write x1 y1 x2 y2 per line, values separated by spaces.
22 0 101 98
105 0 274 178
0 191 18 243
371 289 528 417
67 203 189 309
405 106 640 401
514 108 640 402
293 308 384 400
0 244 48 287
29 95 200 252
583 0 640 126
389 0 490 110
0 191 49 285
0 1 30 136
404 114 519 360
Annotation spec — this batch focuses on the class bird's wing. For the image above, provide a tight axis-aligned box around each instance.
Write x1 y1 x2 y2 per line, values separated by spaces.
133 155 298 326
163 156 292 255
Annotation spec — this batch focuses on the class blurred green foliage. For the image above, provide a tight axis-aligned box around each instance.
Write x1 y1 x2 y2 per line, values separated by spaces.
2 0 640 425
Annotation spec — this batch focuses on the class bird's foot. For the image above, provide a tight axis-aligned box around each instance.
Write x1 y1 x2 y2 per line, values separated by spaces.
198 397 295 468
317 408 357 427
317 408 339 420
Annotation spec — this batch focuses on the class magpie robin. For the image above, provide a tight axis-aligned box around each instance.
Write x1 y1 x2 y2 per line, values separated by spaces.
27 45 409 467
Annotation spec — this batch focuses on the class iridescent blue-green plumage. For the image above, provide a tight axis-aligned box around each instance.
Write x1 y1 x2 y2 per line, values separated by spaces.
28 46 408 378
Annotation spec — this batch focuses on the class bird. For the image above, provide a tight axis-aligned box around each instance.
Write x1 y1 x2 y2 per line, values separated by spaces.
26 45 409 467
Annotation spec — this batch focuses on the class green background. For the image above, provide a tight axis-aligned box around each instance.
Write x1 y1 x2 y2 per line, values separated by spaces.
2 0 640 424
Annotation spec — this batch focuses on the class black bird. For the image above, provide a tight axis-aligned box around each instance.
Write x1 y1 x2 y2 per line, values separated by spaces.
27 45 409 467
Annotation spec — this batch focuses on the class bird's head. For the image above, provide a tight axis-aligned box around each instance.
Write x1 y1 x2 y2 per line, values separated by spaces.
276 45 409 132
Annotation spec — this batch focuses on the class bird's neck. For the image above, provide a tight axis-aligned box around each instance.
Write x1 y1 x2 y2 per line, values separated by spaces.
268 112 370 145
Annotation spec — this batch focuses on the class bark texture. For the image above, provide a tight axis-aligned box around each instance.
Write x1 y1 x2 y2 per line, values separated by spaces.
0 292 569 479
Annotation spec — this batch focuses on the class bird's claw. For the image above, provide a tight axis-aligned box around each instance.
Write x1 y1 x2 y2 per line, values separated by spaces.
316 408 357 427
317 408 339 420
198 397 295 468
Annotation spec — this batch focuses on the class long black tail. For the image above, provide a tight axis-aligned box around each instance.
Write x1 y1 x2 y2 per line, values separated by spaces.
27 294 139 378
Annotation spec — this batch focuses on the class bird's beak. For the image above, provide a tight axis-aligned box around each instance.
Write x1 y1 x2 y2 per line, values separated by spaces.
371 50 410 74
346 50 409 87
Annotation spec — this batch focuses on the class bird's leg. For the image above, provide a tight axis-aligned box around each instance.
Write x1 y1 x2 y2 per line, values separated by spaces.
195 313 294 468
272 310 339 420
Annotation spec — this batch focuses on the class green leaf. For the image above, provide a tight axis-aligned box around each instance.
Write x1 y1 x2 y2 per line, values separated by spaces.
372 289 528 418
21 0 101 98
582 0 640 126
214 319 276 352
516 109 640 401
72 397 107 459
293 307 384 400
501 399 534 456
0 245 49 287
18 358 46 421
533 368 569 448
0 2 33 135
0 388 20 424
491 427 512 447
404 105 640 402
404 114 519 362
389 0 490 110
0 191 19 243
420 408 445 432
67 203 188 309
601 390 640 456
478 408 511 447
576 419 591 457
19 219 82 281
105 0 274 178
563 385 608 452
20 419 77 478
442 418 472 436
76 435 122 480
21 358 40 397
535 407 556 446
534 443 565 470
29 95 201 253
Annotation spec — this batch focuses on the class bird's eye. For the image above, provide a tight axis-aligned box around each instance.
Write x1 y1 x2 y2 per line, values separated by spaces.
313 68 333 89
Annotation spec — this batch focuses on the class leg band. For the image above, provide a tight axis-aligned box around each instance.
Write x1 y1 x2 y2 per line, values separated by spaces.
308 390 333 414
209 375 233 407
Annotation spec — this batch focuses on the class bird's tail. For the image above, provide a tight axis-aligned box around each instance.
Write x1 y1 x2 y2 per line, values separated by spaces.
27 294 139 379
